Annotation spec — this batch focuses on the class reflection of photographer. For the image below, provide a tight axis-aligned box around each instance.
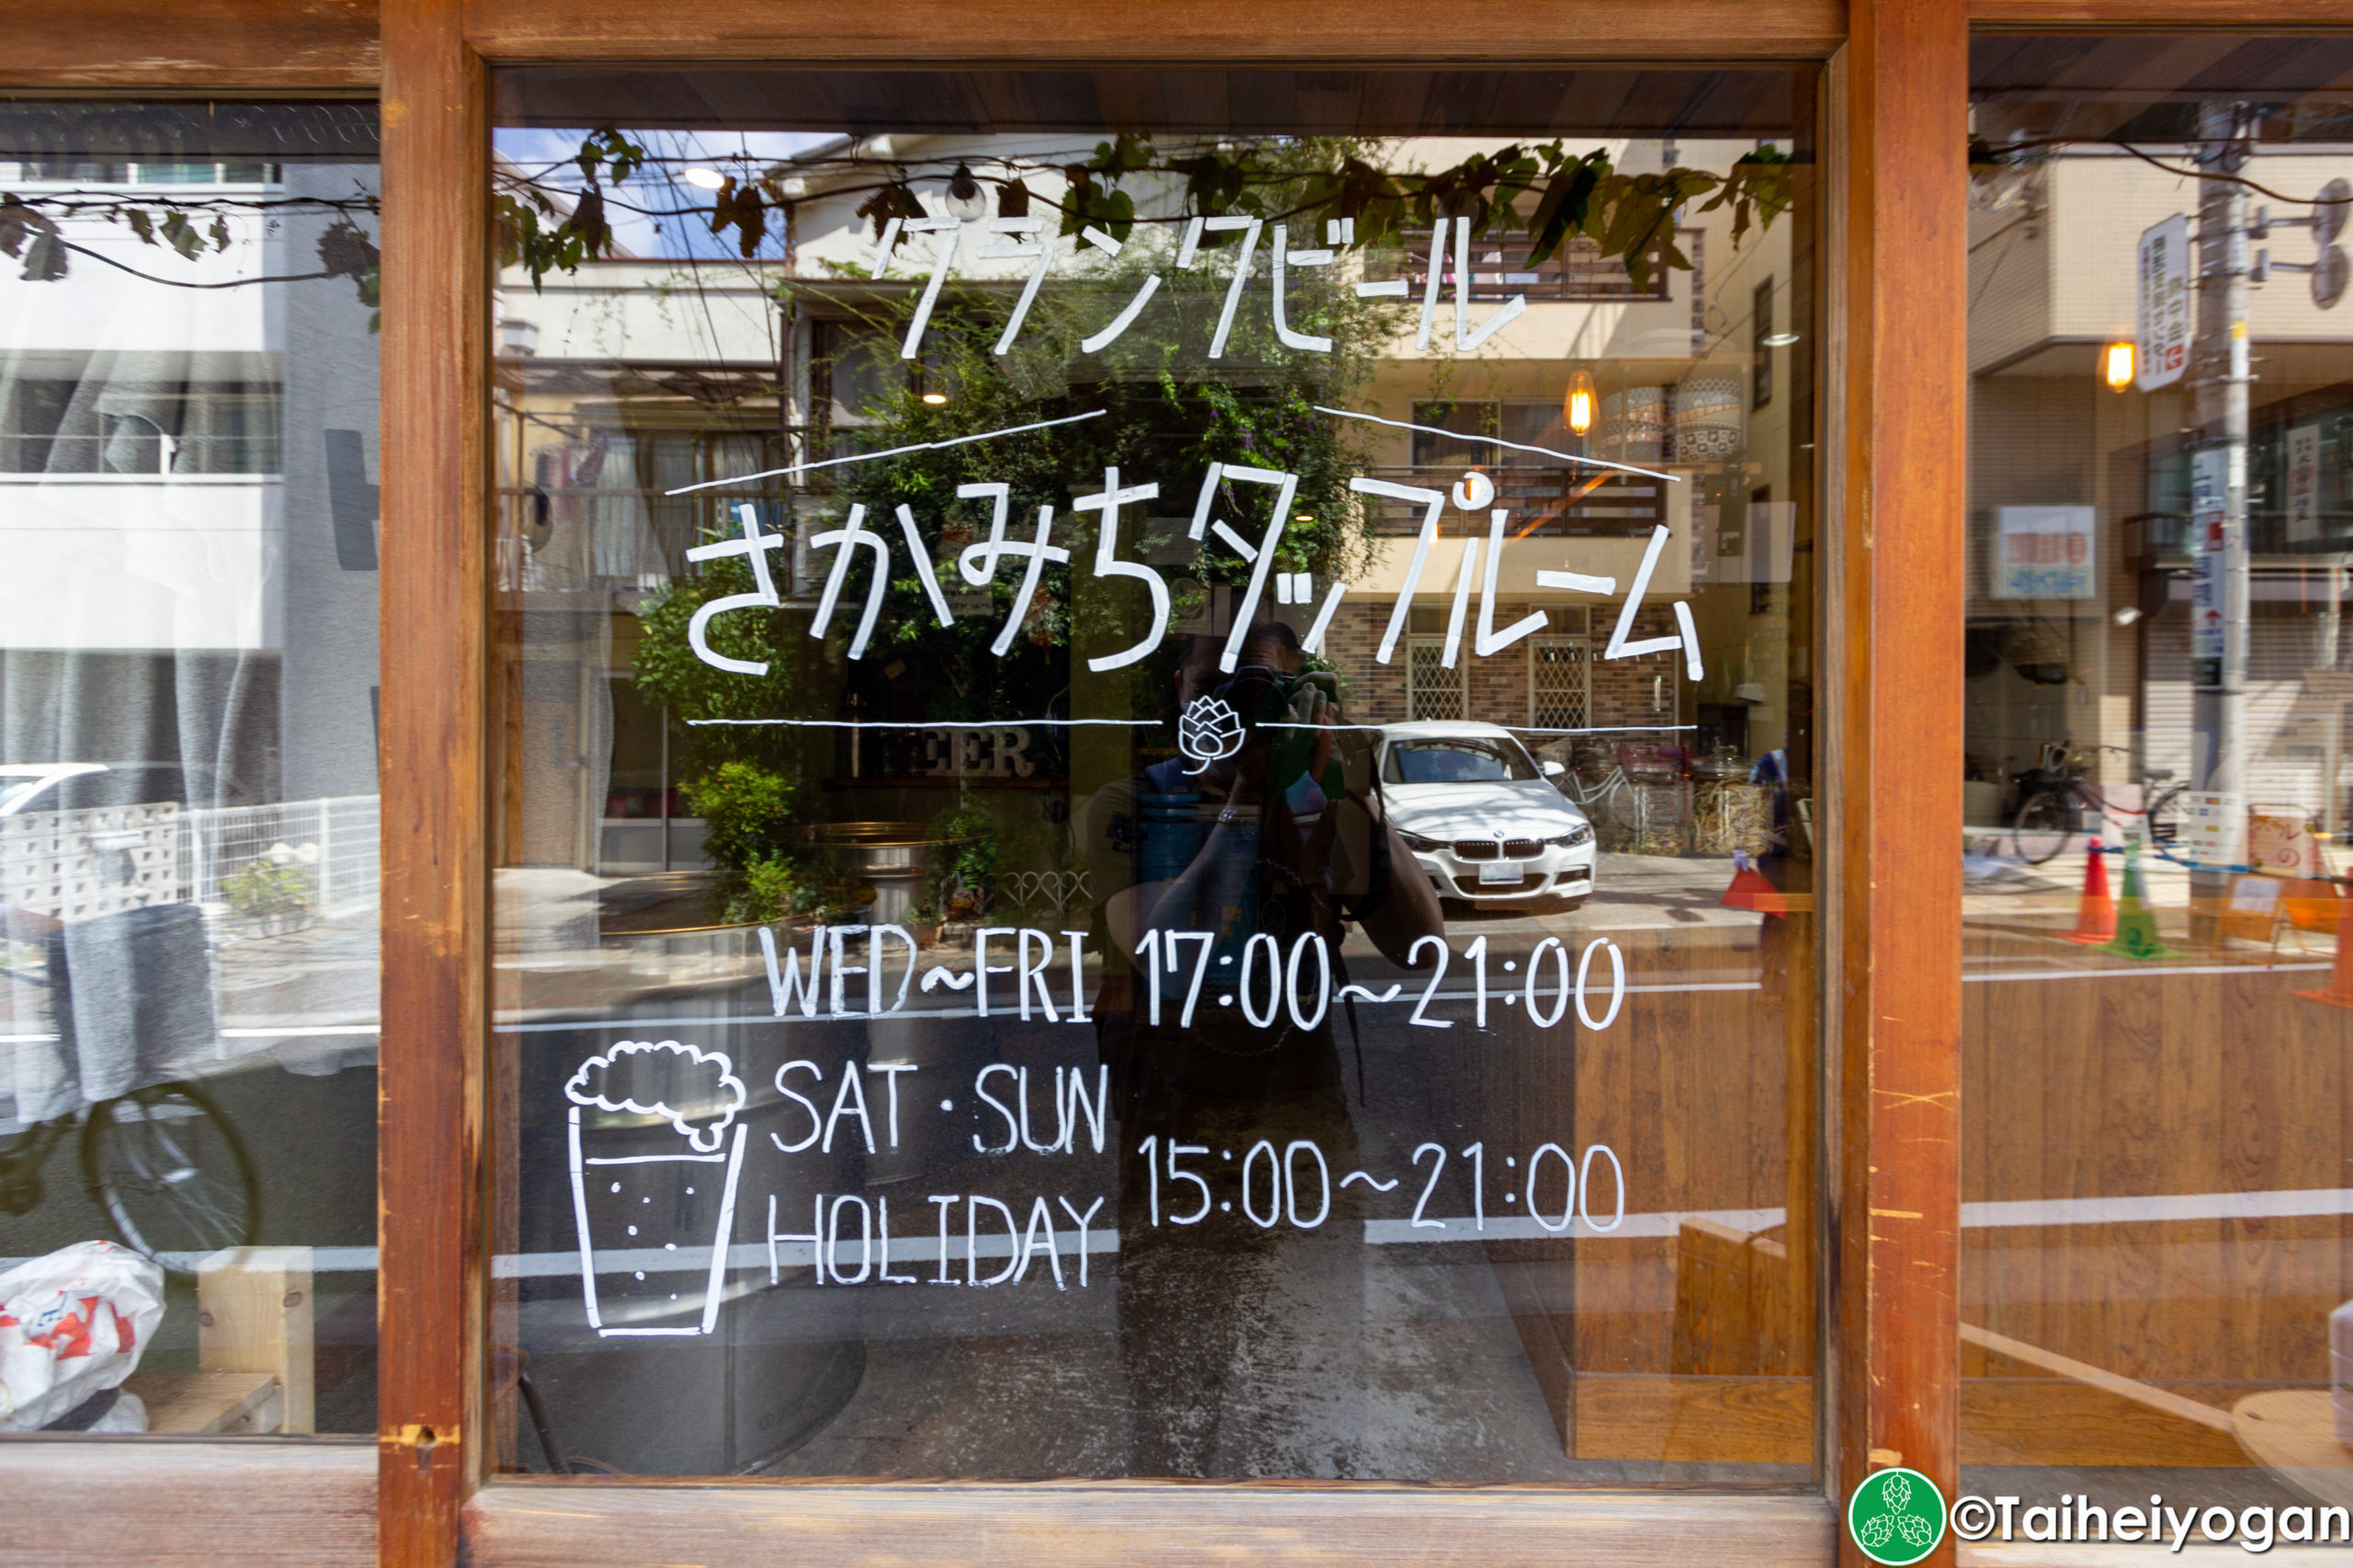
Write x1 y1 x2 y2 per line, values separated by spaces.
1085 618 1440 1475
1094 620 1440 1104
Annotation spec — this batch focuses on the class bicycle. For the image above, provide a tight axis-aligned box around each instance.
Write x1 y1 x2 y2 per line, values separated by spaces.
2011 743 2188 866
0 1084 261 1276
1548 742 1690 855
0 940 261 1273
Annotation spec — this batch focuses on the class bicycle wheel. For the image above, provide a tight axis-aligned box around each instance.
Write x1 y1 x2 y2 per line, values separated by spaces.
2145 783 2188 846
81 1082 260 1273
2013 790 2076 865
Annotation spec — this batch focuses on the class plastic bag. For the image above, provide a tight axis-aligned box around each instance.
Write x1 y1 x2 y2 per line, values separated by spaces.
0 1240 165 1430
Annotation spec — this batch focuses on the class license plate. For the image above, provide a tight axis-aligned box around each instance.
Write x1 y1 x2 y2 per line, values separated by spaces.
1479 860 1524 885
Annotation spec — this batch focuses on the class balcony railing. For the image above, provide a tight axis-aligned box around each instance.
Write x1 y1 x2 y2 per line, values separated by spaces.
1356 466 1667 537
1398 229 1672 302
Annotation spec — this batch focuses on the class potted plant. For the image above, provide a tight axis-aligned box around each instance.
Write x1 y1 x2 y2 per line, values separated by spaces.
922 802 999 931
222 842 318 936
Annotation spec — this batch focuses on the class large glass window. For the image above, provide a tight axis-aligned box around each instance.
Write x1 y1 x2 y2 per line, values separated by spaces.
489 66 1819 1483
1963 34 2353 1534
0 102 382 1436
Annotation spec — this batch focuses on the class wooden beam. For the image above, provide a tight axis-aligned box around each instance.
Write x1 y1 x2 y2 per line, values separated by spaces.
457 0 1845 62
0 1440 374 1568
466 1484 1836 1568
1830 0 1966 1557
0 0 379 90
378 4 487 1568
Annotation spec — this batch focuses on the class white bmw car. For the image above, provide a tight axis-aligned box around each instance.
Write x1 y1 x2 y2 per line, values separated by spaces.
1377 722 1597 909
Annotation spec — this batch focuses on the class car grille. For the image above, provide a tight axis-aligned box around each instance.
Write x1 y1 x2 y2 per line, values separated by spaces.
1454 837 1542 860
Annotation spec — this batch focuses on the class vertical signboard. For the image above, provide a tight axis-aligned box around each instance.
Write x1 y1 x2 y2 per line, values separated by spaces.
2190 446 2227 687
2288 422 2323 544
2137 213 2190 392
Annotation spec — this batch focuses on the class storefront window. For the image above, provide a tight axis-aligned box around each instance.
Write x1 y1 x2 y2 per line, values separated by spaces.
0 102 382 1435
489 66 1820 1482
1964 34 2353 1524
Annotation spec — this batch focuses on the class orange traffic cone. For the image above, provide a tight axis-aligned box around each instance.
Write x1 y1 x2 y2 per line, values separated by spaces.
2062 837 2116 945
1722 849 1779 912
2296 886 2353 1008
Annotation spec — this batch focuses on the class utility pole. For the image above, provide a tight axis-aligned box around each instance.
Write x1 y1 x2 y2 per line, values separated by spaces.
2188 100 2255 928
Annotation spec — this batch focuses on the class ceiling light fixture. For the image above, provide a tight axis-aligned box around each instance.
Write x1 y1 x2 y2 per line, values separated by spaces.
681 165 727 190
1563 369 1597 437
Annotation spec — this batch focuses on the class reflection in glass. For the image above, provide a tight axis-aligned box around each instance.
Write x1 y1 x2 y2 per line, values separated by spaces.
0 103 383 1436
491 68 1818 1482
1964 35 2353 1530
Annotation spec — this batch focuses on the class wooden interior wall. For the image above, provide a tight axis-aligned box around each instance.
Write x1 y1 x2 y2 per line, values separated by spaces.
1963 957 2353 1395
1452 919 1814 1461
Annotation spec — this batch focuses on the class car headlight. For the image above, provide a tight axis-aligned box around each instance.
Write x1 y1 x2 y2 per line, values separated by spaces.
1398 829 1449 853
1546 823 1593 847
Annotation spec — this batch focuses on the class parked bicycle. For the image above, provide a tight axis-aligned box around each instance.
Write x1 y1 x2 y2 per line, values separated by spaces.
1546 740 1693 856
0 1081 261 1272
0 907 260 1272
2011 742 2188 866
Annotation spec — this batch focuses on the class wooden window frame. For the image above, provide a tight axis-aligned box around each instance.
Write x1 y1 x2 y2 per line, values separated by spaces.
5 1 2312 1564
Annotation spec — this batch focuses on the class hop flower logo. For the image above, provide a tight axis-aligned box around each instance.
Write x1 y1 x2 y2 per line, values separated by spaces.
1176 695 1245 776
1847 1467 1945 1566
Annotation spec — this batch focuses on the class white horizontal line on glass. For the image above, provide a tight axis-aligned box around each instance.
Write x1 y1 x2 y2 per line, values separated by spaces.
664 408 1108 495
17 1186 2345 1281
1312 404 1684 483
687 717 1157 729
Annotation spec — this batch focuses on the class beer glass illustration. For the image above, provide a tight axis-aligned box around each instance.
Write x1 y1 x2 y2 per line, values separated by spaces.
564 1040 748 1336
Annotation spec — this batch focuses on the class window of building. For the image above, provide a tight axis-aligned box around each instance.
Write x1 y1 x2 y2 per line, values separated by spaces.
1961 32 2353 1509
0 100 382 1440
1405 634 1469 720
483 57 1817 1490
1531 636 1592 728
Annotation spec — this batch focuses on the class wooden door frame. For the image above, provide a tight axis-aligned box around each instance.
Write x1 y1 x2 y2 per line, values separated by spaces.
396 9 1926 1564
0 2 2305 1565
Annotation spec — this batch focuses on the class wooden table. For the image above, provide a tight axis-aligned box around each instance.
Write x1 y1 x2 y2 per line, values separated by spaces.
2232 1390 2353 1508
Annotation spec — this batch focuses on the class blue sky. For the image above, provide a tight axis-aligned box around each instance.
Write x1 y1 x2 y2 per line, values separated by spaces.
494 127 837 261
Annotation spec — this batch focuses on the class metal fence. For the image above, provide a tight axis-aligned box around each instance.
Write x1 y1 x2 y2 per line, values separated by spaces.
0 794 380 924
186 795 380 918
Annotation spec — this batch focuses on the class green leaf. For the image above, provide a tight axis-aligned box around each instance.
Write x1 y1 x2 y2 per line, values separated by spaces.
159 210 201 259
1524 151 1606 267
